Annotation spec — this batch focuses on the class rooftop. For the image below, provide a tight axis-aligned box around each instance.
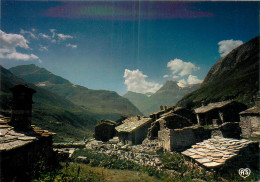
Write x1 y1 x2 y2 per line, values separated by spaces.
194 101 233 114
239 106 260 115
182 137 257 168
0 115 55 151
115 116 152 133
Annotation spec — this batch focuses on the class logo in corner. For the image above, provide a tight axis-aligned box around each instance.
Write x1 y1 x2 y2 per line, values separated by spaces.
239 168 251 178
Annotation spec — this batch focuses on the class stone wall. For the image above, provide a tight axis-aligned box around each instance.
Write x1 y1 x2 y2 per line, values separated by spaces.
219 122 241 138
211 122 241 139
240 115 260 137
1 136 56 182
158 126 211 152
158 129 171 151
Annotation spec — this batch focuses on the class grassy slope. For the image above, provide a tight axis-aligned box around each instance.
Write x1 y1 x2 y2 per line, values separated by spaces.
0 66 98 142
9 64 142 120
176 36 259 109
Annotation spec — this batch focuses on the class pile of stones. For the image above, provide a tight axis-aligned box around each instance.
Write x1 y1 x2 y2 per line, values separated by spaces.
82 137 164 169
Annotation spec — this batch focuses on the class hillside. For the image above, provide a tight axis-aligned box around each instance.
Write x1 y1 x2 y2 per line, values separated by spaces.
10 64 142 120
124 81 200 115
0 65 98 142
176 36 259 109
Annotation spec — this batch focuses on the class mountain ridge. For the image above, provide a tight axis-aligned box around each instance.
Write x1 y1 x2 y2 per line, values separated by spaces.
0 65 99 142
9 64 142 120
176 36 259 109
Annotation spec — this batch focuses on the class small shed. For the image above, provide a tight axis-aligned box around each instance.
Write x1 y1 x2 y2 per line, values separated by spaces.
239 106 260 138
95 120 117 142
115 116 153 145
194 101 247 126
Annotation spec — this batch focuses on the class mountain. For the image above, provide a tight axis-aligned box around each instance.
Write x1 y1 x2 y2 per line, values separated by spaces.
176 36 259 109
0 65 99 142
9 64 142 120
124 81 200 115
123 91 150 113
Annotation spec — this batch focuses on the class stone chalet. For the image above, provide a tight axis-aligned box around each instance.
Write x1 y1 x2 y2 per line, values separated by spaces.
239 105 260 138
95 120 117 142
194 101 247 125
0 84 56 181
115 116 153 145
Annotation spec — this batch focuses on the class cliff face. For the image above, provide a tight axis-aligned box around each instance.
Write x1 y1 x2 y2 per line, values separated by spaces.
177 36 259 109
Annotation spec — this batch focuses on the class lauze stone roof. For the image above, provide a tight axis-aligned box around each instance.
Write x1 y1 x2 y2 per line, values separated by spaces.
194 101 233 114
181 137 257 168
0 115 55 151
240 106 260 115
115 116 152 133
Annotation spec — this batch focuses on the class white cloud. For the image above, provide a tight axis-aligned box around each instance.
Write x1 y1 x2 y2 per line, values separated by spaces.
172 75 179 79
163 75 169 78
0 30 29 49
20 29 37 39
187 75 203 84
39 33 51 40
57 33 73 40
167 58 200 77
0 51 39 61
177 75 202 87
66 43 77 48
0 30 40 62
39 45 48 51
124 69 162 93
218 39 243 57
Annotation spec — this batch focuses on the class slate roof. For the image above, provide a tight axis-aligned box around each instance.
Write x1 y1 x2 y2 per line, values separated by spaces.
96 120 117 127
194 101 233 114
182 138 257 168
115 116 152 133
0 115 55 151
239 106 260 115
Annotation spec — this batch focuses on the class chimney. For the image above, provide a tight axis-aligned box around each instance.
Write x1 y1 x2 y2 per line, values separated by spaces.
160 105 164 111
9 84 36 131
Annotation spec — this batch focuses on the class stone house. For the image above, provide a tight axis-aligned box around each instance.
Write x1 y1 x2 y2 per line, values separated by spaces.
239 106 260 138
158 126 211 152
149 106 174 120
194 101 247 126
148 108 193 140
158 122 241 152
0 84 56 181
95 119 117 142
115 116 153 145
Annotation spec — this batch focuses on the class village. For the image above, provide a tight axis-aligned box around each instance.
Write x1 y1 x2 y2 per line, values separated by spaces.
0 84 259 181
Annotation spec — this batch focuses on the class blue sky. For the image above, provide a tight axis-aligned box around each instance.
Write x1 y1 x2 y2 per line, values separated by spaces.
0 1 259 94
